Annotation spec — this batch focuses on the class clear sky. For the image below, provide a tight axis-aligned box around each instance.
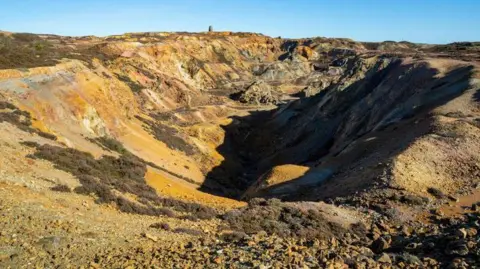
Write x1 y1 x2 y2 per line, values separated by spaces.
0 0 478 44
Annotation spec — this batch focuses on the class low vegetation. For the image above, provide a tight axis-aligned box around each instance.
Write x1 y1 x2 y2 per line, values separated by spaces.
50 184 71 193
0 101 57 140
223 198 346 240
91 135 199 185
115 74 144 93
0 33 114 70
173 227 203 236
24 140 217 219
149 222 171 231
90 136 128 154
0 33 57 69
136 116 197 156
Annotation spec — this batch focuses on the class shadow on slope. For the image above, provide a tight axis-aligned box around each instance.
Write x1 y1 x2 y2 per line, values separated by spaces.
198 109 273 198
474 88 480 103
258 65 476 201
200 59 475 201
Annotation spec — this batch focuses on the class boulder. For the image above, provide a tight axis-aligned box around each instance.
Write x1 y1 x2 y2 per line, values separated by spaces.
297 85 322 98
371 236 391 254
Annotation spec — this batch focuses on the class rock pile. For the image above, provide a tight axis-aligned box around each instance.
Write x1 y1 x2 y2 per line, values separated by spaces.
237 81 281 105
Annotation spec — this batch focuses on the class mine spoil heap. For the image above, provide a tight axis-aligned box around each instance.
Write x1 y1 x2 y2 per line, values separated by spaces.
0 31 480 268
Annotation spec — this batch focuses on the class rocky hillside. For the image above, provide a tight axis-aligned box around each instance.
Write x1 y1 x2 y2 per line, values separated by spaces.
1 31 480 268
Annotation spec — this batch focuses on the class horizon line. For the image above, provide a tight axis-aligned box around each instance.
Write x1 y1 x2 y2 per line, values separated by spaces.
2 29 479 45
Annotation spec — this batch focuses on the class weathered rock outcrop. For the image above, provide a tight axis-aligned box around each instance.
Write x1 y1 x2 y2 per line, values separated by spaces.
237 81 281 105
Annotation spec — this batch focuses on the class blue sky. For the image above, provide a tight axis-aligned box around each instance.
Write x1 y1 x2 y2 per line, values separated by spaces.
0 0 478 44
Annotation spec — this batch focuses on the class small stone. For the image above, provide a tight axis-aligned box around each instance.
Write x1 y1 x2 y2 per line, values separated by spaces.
0 247 18 261
448 195 459 202
142 233 158 242
330 237 338 247
401 226 411 236
358 247 375 257
213 257 222 264
432 209 444 217
37 236 62 251
400 253 422 265
423 257 439 266
406 242 419 250
449 218 460 226
449 258 468 269
466 228 477 237
456 228 467 239
370 236 391 254
377 253 391 264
